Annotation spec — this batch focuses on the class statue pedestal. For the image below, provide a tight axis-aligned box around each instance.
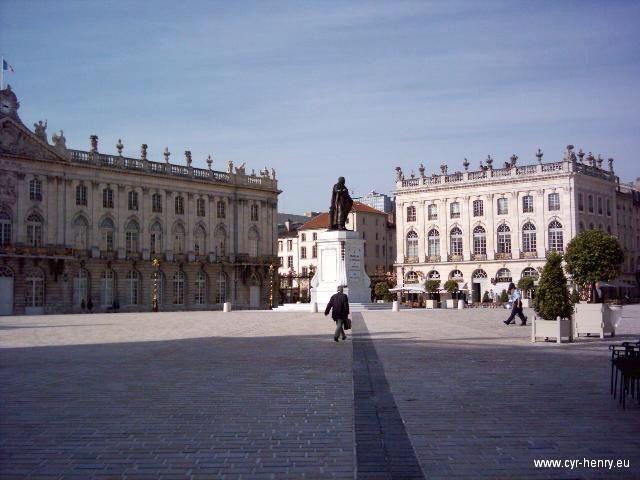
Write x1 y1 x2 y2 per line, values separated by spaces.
310 230 371 308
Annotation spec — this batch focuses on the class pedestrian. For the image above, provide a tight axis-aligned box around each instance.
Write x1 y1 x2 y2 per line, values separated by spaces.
80 298 86 312
87 298 93 313
324 285 350 342
503 282 527 326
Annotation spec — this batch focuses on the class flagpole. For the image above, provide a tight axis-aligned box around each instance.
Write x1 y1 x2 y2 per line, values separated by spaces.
1 56 4 91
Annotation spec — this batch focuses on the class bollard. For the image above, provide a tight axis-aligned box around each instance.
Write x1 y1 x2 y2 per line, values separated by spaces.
223 302 232 312
392 300 399 312
311 302 318 313
458 300 465 310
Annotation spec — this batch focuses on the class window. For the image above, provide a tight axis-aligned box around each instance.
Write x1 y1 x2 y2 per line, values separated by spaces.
406 206 416 222
588 195 594 213
251 204 259 222
428 270 440 279
579 222 585 232
76 185 87 206
450 227 463 256
126 271 140 305
125 220 139 253
175 196 184 215
450 270 463 280
213 200 224 219
195 271 207 305
406 231 418 259
173 271 185 305
301 233 306 242
26 213 43 247
496 268 512 282
375 244 380 257
522 222 537 253
312 244 317 258
150 222 162 254
278 257 283 267
312 233 317 241
197 198 206 217
497 198 508 215
287 240 293 251
548 193 560 211
152 193 162 213
74 268 89 306
100 217 115 251
73 216 89 250
473 200 484 217
128 191 139 211
103 187 114 208
29 178 42 201
248 227 259 257
473 226 486 255
0 211 12 246
302 267 308 276
450 202 460 219
173 224 185 253
101 269 115 306
522 195 534 213
216 273 227 303
287 256 293 268
497 224 511 254
427 229 440 257
606 198 611 216
300 246 307 259
548 220 563 252
194 225 206 255
427 204 438 220
597 197 603 215
521 267 539 280
405 271 419 284
214 225 226 257
578 193 584 212
26 269 44 307
278 241 283 252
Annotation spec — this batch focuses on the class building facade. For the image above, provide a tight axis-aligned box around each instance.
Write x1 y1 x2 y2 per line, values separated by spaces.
394 147 640 302
0 87 280 315
353 191 395 214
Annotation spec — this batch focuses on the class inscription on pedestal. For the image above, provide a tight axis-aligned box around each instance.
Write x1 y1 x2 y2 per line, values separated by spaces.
347 248 362 282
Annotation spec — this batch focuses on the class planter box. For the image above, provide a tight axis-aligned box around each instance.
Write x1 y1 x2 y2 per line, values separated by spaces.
425 299 437 309
446 299 458 309
573 303 615 339
521 298 531 308
531 316 573 343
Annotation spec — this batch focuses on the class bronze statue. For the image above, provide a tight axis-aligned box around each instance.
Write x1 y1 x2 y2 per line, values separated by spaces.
329 176 353 230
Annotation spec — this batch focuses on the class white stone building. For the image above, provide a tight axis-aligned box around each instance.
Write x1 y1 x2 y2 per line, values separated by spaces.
394 147 640 302
0 86 280 315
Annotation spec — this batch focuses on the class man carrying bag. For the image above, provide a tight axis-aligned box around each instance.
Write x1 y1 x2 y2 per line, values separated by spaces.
324 285 351 342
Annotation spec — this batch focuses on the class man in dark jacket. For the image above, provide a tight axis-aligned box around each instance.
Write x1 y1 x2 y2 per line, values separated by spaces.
325 285 350 342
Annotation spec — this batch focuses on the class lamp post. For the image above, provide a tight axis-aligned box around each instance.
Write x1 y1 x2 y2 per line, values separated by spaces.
152 257 160 312
268 264 275 309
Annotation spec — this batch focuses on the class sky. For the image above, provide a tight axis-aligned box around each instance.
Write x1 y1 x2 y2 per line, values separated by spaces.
1 0 639 214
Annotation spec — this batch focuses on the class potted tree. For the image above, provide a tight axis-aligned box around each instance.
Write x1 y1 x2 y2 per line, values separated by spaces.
482 290 492 305
424 279 441 309
517 277 535 308
443 279 459 309
564 230 623 338
499 289 509 306
374 282 391 303
531 252 574 343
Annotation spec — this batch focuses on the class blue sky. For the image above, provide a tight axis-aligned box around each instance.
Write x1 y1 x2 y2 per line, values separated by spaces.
1 1 639 213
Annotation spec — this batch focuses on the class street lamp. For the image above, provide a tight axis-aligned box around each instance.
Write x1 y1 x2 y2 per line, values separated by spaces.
152 257 160 312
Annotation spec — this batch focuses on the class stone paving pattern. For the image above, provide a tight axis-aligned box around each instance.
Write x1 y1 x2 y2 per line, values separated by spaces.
1 307 639 479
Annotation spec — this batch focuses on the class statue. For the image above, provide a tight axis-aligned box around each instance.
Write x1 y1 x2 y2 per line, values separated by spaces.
271 168 276 179
235 162 246 175
328 176 353 231
51 130 66 148
227 160 234 173
34 120 47 143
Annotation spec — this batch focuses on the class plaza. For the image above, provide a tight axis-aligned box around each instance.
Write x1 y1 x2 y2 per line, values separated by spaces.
1 307 639 479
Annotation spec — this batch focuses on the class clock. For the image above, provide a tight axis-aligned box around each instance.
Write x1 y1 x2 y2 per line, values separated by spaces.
0 88 19 116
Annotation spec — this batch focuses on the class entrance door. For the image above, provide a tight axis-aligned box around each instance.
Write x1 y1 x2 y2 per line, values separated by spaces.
472 283 481 303
249 286 261 309
0 267 14 315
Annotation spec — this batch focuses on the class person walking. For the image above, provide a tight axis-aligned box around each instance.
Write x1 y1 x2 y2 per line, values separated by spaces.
503 282 527 326
324 285 350 342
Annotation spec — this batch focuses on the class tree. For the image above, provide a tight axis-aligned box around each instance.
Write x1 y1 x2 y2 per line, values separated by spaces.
570 288 581 305
533 251 573 320
374 282 391 301
499 289 509 304
564 230 624 302
482 290 491 303
517 277 535 296
443 279 459 299
425 279 441 300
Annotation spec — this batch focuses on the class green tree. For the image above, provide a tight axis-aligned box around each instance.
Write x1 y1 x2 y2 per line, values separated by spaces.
517 277 535 296
425 279 441 300
564 230 624 302
533 251 573 320
443 280 459 299
374 282 391 301
482 290 491 303
570 288 581 304
499 289 509 304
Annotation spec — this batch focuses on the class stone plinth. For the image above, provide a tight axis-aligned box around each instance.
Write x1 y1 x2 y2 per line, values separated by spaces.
310 230 371 307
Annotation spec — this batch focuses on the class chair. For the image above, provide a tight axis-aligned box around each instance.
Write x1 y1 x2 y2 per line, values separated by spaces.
609 341 640 409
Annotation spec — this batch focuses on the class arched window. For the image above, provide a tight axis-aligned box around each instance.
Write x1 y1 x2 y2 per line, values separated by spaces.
76 184 87 206
548 220 563 252
248 227 260 257
215 225 226 257
427 270 440 279
450 227 463 256
521 267 539 280
450 269 463 280
173 271 185 305
125 219 140 253
29 178 42 201
406 205 416 222
496 268 512 282
405 271 419 284
150 221 163 254
74 268 89 306
473 226 486 255
473 269 488 279
217 200 226 219
0 210 12 246
73 216 89 250
522 222 536 253
26 213 44 247
497 224 511 254
194 225 206 255
216 272 227 303
26 269 44 307
427 229 440 257
173 224 185 253
101 269 115 306
195 271 207 305
126 270 140 305
406 231 418 259
155 270 165 306
99 217 115 252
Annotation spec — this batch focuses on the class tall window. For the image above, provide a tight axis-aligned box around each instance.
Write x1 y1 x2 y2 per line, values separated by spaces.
216 272 227 303
450 202 460 219
195 271 207 305
217 200 226 218
287 240 292 251
406 231 418 259
103 187 114 208
128 191 139 211
578 193 584 212
597 197 603 215
197 198 206 217
0 211 12 246
26 213 43 247
312 244 317 258
287 256 293 268
101 269 115 306
29 178 42 201
100 217 115 251
125 220 140 253
606 198 611 216
173 271 185 305
312 233 317 241
248 227 259 257
74 269 89 306
522 195 534 213
548 220 564 252
26 269 44 307
215 225 226 257
76 184 87 206
548 193 560 211
152 193 162 213
473 200 484 217
126 270 139 305
450 227 463 256
522 222 537 253
301 246 307 259
406 205 416 222
173 224 185 253
497 198 508 215
175 196 184 215
473 226 486 255
497 224 511 253
301 233 306 242
251 204 259 221
427 229 440 257
73 215 89 250
427 204 437 220
588 195 594 213
194 225 206 255
150 222 162 254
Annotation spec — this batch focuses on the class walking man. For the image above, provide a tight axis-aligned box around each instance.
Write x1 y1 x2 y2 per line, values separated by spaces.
503 282 527 326
324 285 350 342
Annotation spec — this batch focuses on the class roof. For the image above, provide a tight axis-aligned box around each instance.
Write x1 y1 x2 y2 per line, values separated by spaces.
299 202 386 230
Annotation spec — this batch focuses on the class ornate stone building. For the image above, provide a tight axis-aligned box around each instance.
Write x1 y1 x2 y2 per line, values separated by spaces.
394 147 640 302
0 86 280 315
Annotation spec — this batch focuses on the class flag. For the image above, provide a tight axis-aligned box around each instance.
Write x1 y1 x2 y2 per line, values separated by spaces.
2 60 14 73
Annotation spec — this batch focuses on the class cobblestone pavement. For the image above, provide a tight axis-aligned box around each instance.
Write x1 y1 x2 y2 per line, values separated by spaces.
1 307 639 479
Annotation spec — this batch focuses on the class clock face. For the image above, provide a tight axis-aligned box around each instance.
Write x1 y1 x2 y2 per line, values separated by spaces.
0 93 16 115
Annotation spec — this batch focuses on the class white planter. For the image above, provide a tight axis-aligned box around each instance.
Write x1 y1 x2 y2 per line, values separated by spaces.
531 316 573 343
458 300 465 310
573 303 615 339
446 299 458 309
425 299 437 309
223 302 232 312
392 300 399 312
521 298 531 308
